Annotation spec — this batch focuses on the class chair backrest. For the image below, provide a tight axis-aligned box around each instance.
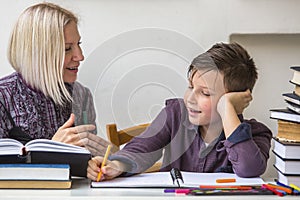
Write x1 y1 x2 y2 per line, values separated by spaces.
106 123 150 151
106 123 161 173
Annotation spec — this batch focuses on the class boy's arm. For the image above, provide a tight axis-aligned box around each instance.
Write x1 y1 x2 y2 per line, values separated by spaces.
222 121 272 177
108 99 180 174
217 90 272 177
217 89 252 138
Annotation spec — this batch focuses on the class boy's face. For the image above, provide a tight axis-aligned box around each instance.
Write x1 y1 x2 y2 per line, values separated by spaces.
184 69 225 126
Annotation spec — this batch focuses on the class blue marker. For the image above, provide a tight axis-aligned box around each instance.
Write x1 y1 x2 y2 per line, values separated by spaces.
275 180 300 195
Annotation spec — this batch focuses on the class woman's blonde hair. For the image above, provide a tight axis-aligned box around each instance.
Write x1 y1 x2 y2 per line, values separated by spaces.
8 2 78 106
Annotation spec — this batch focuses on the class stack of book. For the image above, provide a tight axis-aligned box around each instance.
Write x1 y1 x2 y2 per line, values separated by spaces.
270 66 300 126
0 138 92 189
269 66 300 186
273 138 300 186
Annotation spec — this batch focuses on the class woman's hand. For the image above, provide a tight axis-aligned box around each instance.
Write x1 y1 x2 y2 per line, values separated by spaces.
52 113 112 156
87 156 124 181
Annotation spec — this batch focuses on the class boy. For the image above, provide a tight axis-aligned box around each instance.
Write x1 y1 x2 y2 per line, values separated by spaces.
87 42 272 181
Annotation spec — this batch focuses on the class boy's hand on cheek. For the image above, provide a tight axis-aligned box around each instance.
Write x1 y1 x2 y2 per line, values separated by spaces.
217 89 252 116
217 90 252 138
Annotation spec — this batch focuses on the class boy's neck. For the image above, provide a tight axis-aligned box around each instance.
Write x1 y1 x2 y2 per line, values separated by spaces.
199 121 223 144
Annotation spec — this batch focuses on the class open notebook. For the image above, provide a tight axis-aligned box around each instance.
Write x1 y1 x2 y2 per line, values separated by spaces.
91 171 265 188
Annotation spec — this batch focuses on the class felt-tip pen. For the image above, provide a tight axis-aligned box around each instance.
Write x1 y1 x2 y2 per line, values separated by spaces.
262 184 286 196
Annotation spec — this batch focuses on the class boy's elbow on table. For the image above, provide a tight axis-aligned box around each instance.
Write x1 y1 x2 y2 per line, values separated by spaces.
232 157 267 178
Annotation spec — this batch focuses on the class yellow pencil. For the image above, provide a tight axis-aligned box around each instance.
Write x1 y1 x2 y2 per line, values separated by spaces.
289 183 300 192
96 145 112 182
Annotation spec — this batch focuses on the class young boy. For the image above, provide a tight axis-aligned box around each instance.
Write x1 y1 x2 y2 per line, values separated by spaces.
87 42 272 181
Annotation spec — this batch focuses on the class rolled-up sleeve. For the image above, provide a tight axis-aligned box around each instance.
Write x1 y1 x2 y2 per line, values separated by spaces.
217 120 272 177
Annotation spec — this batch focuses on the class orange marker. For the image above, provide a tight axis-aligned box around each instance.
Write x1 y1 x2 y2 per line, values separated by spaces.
216 178 236 183
96 145 112 182
266 183 292 194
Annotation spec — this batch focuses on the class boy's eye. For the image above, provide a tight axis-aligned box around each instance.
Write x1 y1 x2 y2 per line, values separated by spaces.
202 91 210 96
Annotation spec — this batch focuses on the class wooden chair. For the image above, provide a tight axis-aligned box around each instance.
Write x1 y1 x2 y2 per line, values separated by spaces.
106 123 161 173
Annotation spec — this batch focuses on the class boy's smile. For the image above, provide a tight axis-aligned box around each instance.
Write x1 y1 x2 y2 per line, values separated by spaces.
187 107 201 117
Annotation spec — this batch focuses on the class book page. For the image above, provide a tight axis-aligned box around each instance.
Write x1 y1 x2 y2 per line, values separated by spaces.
181 172 265 187
91 171 265 188
25 139 90 154
0 138 23 155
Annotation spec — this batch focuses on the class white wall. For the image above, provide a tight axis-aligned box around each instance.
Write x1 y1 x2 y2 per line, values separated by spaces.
1 0 300 179
231 34 300 180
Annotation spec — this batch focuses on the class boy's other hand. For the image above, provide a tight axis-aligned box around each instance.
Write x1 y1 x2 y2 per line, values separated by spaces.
217 89 252 115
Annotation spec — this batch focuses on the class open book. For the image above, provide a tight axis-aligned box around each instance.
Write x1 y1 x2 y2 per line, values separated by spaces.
91 171 265 188
0 138 91 177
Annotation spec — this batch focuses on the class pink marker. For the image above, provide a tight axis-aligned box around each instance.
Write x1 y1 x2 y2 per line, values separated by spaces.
175 189 190 194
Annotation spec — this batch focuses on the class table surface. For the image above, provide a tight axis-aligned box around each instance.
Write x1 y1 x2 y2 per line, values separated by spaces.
1 178 299 200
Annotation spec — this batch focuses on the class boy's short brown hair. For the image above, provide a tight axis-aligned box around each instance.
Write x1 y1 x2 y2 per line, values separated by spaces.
188 42 257 92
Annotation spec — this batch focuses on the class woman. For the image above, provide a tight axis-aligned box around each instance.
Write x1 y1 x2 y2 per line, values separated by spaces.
0 2 109 156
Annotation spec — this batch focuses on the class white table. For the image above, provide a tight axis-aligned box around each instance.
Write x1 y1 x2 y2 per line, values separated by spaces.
1 178 299 200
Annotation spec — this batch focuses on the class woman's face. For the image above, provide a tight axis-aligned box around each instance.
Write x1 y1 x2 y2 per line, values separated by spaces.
63 21 84 83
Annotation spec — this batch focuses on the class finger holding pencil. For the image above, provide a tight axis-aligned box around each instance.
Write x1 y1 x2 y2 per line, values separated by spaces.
86 145 126 182
96 144 112 182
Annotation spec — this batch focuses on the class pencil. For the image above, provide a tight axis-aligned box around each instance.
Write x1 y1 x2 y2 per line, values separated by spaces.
290 184 300 192
96 144 112 182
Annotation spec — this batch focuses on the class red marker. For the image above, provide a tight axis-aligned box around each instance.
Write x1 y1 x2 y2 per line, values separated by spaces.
262 184 286 196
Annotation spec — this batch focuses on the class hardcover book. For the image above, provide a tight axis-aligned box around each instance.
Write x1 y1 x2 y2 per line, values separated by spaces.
0 163 70 180
286 101 300 114
290 66 300 86
0 179 72 189
275 166 300 186
294 85 300 96
273 137 300 159
270 108 300 123
0 138 91 177
276 120 300 142
282 93 300 106
273 152 300 175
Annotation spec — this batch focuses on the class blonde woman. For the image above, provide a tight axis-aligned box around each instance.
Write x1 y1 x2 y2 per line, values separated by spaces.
0 2 110 156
